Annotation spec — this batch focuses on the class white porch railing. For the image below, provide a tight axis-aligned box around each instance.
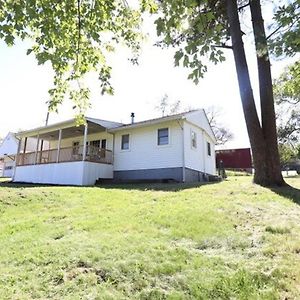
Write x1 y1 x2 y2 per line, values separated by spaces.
16 145 113 166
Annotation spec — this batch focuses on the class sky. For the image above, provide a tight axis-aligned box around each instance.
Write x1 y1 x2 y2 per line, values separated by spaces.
0 10 295 149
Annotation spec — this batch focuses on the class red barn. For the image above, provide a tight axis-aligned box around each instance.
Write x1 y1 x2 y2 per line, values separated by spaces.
216 148 252 172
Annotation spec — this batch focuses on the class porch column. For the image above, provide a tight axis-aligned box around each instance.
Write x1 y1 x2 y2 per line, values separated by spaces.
12 137 22 181
56 129 62 163
22 137 27 165
82 124 88 161
34 134 40 164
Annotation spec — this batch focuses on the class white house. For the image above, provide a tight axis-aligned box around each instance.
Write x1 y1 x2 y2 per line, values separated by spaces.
0 132 19 177
13 110 216 185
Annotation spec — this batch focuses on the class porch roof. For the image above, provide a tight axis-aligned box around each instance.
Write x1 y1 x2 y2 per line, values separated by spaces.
16 117 123 140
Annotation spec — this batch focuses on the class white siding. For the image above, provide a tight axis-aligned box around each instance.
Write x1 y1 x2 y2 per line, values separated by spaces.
0 133 18 157
183 114 216 176
113 121 183 171
82 162 113 185
14 161 113 186
185 110 216 143
3 157 15 177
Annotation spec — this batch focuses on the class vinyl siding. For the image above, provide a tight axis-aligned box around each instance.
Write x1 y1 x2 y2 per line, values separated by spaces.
183 111 216 176
113 121 183 171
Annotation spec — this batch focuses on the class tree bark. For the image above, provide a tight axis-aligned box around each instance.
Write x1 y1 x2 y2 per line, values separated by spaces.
226 0 284 186
249 0 285 185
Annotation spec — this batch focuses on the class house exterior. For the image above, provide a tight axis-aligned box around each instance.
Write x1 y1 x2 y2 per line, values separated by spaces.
13 110 216 185
0 132 19 177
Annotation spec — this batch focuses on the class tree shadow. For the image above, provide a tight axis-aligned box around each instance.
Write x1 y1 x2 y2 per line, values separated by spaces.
94 181 221 192
0 179 221 192
0 180 58 189
270 183 300 205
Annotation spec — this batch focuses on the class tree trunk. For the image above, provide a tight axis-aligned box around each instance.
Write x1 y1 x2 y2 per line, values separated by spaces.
226 0 284 186
249 0 285 185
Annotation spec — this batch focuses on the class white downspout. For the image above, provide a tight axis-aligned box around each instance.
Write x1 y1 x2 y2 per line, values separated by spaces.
176 119 185 182
181 120 186 183
202 129 206 176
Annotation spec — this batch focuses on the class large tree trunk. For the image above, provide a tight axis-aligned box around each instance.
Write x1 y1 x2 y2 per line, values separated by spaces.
249 0 284 185
226 0 284 186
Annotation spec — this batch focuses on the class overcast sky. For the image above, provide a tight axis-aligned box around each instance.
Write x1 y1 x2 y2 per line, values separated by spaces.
0 12 294 148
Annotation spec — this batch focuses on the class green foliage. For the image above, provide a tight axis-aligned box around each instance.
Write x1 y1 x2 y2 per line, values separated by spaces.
0 0 299 118
0 0 143 115
269 1 300 57
275 62 300 146
278 143 299 165
153 0 228 84
274 61 300 105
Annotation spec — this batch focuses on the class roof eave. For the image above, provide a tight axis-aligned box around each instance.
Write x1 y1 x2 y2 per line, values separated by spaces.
108 115 186 132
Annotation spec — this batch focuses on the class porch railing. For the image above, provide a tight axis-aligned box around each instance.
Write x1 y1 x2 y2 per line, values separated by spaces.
16 145 113 166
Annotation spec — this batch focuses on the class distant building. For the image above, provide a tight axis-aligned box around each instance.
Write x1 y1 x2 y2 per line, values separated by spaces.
216 148 252 172
0 132 19 177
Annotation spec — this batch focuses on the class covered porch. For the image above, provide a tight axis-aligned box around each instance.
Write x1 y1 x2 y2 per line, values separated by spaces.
14 118 121 185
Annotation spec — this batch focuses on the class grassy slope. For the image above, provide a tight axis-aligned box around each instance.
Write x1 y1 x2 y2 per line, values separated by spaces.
0 177 300 299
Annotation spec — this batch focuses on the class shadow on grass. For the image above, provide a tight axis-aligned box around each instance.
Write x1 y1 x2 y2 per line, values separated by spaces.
93 181 221 192
270 184 300 205
0 179 221 192
0 180 57 189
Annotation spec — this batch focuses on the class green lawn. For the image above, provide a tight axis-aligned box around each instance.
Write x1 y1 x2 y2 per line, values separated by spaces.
0 177 300 299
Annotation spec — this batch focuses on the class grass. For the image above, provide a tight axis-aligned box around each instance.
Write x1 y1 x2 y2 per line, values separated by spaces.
0 177 300 299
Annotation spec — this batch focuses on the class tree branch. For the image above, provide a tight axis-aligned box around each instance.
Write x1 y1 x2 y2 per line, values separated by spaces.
238 2 250 11
212 44 233 49
266 24 284 40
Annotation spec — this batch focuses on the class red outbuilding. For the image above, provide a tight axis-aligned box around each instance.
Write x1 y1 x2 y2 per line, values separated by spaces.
216 148 252 172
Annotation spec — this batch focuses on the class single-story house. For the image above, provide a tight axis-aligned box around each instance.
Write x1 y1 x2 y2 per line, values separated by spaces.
13 109 216 185
0 132 19 177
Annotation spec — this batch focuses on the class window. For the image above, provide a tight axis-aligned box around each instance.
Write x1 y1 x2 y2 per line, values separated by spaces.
207 142 211 156
90 140 100 148
158 128 169 145
121 134 129 150
191 131 197 148
101 139 107 149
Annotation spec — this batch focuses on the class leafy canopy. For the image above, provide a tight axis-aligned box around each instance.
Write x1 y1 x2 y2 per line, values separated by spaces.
0 0 142 118
0 0 299 118
275 61 300 147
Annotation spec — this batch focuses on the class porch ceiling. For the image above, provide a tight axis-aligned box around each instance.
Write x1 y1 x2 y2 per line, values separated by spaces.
30 121 107 141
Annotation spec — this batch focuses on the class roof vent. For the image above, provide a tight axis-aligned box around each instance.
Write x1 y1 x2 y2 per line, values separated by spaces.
131 112 135 124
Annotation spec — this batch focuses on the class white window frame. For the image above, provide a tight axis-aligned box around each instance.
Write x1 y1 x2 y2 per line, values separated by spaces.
191 130 197 149
121 134 130 151
157 128 170 146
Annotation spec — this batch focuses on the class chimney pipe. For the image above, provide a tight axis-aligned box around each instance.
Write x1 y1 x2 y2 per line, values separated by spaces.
131 112 135 124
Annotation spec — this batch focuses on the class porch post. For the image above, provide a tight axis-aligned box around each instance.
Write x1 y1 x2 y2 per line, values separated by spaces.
12 137 22 181
22 137 27 165
34 134 40 164
56 129 62 163
82 123 88 161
